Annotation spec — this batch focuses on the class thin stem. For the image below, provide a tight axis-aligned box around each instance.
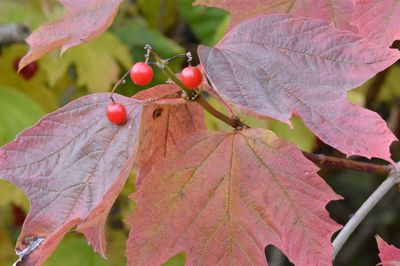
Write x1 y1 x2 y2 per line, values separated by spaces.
332 165 400 259
110 70 130 102
196 95 245 128
164 53 192 64
302 152 390 175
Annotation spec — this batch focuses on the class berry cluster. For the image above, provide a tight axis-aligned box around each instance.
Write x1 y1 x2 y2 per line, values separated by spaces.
106 52 203 125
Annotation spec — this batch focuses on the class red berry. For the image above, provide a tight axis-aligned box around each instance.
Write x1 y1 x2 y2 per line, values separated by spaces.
180 66 203 89
106 103 127 124
130 62 153 86
13 58 38 80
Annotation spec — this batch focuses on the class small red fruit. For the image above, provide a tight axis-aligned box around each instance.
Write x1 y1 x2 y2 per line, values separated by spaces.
130 62 153 86
106 103 127 124
180 66 203 89
13 58 39 80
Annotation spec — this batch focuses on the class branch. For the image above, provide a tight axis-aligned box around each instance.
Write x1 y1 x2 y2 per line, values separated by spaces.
332 164 400 259
0 24 29 45
302 152 390 175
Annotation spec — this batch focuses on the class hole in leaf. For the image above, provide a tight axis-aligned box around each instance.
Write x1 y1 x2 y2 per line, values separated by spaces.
265 245 293 266
390 40 400 50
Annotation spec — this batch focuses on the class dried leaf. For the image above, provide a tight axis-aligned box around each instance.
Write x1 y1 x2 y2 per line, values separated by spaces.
42 32 132 92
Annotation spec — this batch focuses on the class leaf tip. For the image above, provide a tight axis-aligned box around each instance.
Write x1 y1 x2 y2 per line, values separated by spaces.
17 56 31 73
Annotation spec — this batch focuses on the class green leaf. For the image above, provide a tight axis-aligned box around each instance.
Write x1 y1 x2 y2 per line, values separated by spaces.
112 18 184 94
0 87 45 145
378 65 400 102
113 18 184 59
0 225 16 265
0 180 29 211
42 32 132 93
44 235 109 266
267 118 316 152
351 65 400 104
162 253 186 266
204 97 316 151
0 0 44 29
137 0 178 33
0 44 58 111
177 0 229 45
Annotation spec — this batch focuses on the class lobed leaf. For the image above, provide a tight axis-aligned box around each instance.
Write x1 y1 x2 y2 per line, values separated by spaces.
0 93 142 265
376 235 400 266
194 0 355 30
42 32 132 93
19 0 123 70
133 85 205 186
351 0 400 47
127 128 341 266
198 14 399 163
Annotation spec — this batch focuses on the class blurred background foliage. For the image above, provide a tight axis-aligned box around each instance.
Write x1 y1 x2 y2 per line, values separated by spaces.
0 0 399 265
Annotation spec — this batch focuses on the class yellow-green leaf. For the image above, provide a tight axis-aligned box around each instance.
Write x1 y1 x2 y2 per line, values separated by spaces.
137 0 178 33
0 0 44 29
0 87 45 145
42 32 132 92
0 225 16 265
0 180 29 211
44 235 109 266
0 44 58 111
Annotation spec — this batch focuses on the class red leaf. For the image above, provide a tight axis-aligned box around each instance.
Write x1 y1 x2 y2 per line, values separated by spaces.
194 0 355 30
198 14 399 163
133 85 205 186
377 235 400 266
352 0 400 47
19 0 123 70
127 128 341 266
0 93 142 265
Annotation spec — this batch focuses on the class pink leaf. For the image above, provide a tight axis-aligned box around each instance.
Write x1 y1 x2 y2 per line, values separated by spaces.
0 93 142 265
133 85 205 186
377 235 400 266
19 0 123 70
352 0 400 47
194 0 355 30
126 128 341 266
198 14 399 163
